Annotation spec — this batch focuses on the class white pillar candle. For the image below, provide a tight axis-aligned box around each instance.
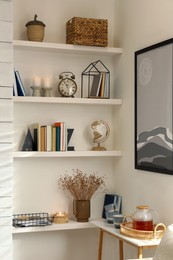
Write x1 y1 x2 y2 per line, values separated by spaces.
32 76 41 87
43 77 51 88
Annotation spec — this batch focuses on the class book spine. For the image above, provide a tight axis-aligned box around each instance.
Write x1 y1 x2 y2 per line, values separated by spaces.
13 70 18 96
60 122 66 151
15 70 25 96
41 126 46 151
33 123 41 151
89 73 102 97
52 126 56 151
16 70 26 95
104 73 110 98
46 125 52 152
33 128 38 151
56 126 60 151
99 72 106 97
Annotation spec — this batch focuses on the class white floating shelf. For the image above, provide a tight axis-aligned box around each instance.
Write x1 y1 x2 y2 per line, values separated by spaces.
13 150 122 158
12 220 96 234
13 40 123 56
13 96 122 106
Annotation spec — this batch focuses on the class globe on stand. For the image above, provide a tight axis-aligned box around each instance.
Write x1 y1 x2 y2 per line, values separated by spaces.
90 120 110 151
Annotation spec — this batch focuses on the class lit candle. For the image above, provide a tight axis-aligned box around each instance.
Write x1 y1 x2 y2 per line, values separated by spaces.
53 212 68 224
57 212 65 217
43 77 51 88
32 76 41 87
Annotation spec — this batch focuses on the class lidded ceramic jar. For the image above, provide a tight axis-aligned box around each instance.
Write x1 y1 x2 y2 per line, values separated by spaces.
26 14 46 42
133 205 153 231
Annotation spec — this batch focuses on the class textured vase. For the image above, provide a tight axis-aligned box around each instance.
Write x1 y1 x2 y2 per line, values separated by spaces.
73 200 90 222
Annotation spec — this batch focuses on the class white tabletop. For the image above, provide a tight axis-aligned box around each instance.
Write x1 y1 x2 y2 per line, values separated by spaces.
92 219 161 247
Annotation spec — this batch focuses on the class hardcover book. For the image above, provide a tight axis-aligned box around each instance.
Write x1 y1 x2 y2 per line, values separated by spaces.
60 122 66 151
54 122 66 151
90 73 102 97
54 122 61 151
41 126 46 151
13 70 18 96
103 73 110 98
46 125 52 152
33 123 41 151
99 72 106 97
52 126 56 151
14 70 26 96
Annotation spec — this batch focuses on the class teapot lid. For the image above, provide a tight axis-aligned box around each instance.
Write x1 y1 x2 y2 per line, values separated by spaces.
26 15 46 27
136 205 149 210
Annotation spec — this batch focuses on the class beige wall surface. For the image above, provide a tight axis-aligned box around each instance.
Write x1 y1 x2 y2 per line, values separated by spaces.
13 0 116 46
116 0 173 258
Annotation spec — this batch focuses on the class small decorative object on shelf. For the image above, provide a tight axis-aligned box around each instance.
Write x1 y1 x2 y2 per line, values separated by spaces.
113 214 124 229
58 169 107 222
42 77 52 96
66 17 108 47
58 72 77 97
52 212 68 224
30 76 53 97
73 200 90 223
31 86 42 97
81 60 110 98
103 193 122 223
22 129 35 151
13 212 53 227
67 128 75 151
42 87 52 97
25 14 46 42
31 76 42 96
33 76 42 87
89 120 110 151
42 77 51 88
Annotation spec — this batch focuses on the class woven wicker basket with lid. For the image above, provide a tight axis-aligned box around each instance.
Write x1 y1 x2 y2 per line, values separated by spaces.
26 15 46 42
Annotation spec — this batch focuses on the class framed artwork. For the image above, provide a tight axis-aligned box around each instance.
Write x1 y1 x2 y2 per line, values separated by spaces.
102 193 122 219
135 38 173 175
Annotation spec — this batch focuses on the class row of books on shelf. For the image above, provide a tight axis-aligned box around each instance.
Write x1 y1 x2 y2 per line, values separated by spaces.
26 122 74 152
89 72 110 98
13 69 26 96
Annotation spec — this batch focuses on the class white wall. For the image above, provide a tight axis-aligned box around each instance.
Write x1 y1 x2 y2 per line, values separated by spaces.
115 0 173 258
13 0 116 46
13 1 119 260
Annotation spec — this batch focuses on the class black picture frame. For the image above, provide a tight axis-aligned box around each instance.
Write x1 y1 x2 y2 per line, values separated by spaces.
135 38 173 175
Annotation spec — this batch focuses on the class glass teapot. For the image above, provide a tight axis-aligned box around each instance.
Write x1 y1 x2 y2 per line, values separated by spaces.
133 205 154 231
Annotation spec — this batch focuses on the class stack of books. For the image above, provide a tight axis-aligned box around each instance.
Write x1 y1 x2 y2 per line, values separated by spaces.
33 122 66 152
89 72 109 98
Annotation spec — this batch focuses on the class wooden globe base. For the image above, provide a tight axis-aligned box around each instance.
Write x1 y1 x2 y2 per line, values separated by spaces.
91 143 107 151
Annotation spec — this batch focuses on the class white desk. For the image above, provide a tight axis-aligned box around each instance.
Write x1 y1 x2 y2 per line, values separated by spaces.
92 220 160 260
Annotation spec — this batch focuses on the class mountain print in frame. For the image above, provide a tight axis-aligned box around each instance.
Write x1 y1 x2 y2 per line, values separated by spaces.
135 38 173 175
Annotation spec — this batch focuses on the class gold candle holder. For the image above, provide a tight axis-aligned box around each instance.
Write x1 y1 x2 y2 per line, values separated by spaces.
52 212 68 224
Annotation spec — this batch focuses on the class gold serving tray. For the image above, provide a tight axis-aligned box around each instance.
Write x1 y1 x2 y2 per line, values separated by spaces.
120 222 166 240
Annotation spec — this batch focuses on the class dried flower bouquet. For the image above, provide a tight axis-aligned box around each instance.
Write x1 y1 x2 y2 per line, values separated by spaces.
58 169 106 200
